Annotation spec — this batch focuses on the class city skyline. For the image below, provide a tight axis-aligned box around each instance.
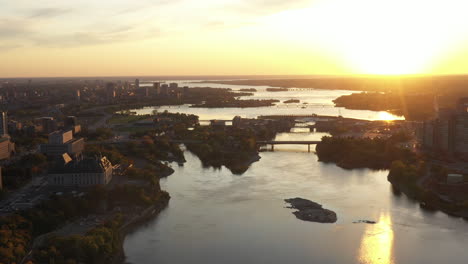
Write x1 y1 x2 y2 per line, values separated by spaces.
2 0 468 77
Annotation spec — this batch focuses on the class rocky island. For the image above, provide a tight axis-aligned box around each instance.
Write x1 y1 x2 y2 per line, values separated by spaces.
285 198 337 223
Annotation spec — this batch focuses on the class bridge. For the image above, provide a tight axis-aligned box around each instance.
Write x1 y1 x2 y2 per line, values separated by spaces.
257 140 321 152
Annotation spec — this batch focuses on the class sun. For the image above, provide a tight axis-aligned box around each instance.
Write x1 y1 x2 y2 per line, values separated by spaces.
263 0 468 75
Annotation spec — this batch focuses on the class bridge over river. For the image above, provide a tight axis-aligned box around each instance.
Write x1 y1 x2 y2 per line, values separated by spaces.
89 138 321 152
257 140 321 152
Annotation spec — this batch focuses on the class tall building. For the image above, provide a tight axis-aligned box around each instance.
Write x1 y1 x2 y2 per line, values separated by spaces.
34 117 58 134
106 82 116 103
39 130 84 160
454 98 468 155
153 82 161 95
161 84 169 96
75 89 81 101
0 112 7 137
65 116 78 128
0 137 15 160
135 79 140 89
169 83 178 91
419 97 468 158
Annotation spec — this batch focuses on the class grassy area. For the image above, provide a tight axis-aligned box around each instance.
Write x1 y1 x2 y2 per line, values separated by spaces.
107 114 149 125
114 125 154 133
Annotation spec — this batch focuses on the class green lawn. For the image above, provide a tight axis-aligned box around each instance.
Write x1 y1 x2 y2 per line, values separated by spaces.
107 114 149 125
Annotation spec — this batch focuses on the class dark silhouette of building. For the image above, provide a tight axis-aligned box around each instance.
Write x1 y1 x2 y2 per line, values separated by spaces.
106 82 116 103
419 97 468 158
0 112 7 137
153 82 161 95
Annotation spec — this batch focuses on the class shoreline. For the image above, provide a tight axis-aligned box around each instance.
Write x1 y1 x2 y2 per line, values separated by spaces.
113 193 171 264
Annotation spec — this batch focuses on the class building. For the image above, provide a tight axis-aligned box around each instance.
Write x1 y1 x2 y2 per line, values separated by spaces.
106 82 116 103
7 120 22 134
210 120 226 129
48 155 113 186
0 112 7 137
65 116 78 127
39 130 84 159
49 130 73 144
455 98 468 155
447 174 464 184
419 98 468 158
153 82 161 95
64 116 81 135
0 167 2 190
161 84 169 96
0 137 15 160
75 89 81 101
34 117 58 134
169 83 178 92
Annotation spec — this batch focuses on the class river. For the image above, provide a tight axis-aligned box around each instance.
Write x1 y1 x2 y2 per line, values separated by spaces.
123 81 468 264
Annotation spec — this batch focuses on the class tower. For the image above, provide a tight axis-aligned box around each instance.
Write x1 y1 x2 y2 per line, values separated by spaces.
0 112 7 137
106 82 116 103
153 82 161 95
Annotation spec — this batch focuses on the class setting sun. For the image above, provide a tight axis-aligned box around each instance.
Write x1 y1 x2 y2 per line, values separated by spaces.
263 0 468 75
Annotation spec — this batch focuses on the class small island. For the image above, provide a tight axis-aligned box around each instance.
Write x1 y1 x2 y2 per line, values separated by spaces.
283 99 300 104
285 198 337 223
266 88 289 92
239 88 257 92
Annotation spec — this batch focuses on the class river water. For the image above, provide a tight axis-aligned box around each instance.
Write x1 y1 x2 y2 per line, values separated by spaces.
123 81 468 264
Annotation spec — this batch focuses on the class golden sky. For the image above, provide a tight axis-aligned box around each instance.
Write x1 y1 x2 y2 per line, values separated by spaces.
1 0 468 77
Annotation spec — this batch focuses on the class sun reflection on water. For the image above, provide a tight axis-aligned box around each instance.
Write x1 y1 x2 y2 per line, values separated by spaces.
358 213 394 264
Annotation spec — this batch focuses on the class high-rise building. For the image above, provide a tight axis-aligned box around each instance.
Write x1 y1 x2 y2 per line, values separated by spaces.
75 89 81 101
0 112 7 137
153 82 161 95
65 116 78 128
161 84 169 96
419 97 468 158
454 98 468 155
169 83 178 91
106 82 116 103
135 79 140 89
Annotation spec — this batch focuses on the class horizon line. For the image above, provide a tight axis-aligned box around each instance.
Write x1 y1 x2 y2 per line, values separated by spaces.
2 73 468 80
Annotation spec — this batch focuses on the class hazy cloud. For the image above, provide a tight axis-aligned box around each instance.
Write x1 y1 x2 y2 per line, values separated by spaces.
0 0 313 49
28 8 72 18
233 0 313 15
0 44 22 52
0 18 31 38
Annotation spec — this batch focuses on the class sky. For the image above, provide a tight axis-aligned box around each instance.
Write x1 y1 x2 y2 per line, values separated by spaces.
1 0 468 77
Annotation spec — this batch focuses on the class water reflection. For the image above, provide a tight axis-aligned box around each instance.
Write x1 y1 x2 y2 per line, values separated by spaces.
358 213 394 264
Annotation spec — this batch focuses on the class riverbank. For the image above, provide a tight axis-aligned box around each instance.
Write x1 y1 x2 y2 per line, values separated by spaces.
113 192 170 264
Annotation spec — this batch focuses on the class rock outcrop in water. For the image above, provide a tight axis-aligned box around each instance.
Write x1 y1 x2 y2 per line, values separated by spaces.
285 198 337 223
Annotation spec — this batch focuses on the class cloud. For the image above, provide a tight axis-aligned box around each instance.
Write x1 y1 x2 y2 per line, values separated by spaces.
30 26 163 48
28 7 72 18
232 0 313 15
0 44 22 52
0 18 31 38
